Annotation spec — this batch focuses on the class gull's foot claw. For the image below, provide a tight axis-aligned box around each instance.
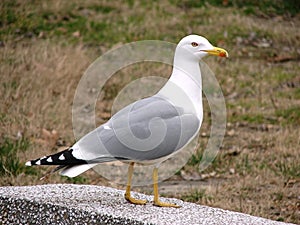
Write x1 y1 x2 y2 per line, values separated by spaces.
154 200 181 208
125 195 147 205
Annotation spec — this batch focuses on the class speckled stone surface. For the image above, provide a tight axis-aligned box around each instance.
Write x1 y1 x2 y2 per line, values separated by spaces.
0 184 295 225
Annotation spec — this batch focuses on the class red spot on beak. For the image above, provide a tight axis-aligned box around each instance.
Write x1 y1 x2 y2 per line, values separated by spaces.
219 52 226 57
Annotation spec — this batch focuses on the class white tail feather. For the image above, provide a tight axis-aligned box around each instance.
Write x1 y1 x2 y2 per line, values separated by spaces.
59 164 98 178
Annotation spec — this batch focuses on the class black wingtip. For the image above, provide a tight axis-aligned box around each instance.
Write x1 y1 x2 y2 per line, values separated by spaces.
25 148 87 166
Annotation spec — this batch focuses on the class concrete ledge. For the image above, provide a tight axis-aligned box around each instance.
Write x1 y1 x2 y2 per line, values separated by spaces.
0 184 295 225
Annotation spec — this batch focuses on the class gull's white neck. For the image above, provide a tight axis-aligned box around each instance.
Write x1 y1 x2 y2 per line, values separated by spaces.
157 48 203 119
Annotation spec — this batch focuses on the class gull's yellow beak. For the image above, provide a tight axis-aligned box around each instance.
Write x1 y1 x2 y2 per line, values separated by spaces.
202 47 229 58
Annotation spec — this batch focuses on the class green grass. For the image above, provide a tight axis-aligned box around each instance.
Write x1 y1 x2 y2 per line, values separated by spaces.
293 88 300 99
64 176 89 184
274 161 300 178
236 155 252 174
0 138 37 176
276 106 300 125
0 2 113 44
230 113 268 124
172 0 300 16
2 0 298 46
2 79 18 91
187 149 203 166
236 0 300 16
181 189 211 203
0 1 169 44
273 72 296 83
86 4 116 13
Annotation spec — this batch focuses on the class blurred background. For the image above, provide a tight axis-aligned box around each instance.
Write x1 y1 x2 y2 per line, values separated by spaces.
0 0 299 223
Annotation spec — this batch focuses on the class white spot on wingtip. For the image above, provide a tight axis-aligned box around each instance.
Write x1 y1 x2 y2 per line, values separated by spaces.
46 157 53 162
59 154 65 160
36 160 41 165
104 125 111 130
25 161 32 166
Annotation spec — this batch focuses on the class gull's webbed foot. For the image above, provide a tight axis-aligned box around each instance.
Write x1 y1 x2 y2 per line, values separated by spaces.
153 199 181 208
125 194 147 205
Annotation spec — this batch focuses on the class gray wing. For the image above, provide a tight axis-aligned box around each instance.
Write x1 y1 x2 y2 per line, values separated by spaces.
72 96 200 163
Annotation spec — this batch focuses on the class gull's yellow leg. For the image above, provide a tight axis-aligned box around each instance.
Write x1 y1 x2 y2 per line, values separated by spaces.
153 167 180 208
124 162 147 205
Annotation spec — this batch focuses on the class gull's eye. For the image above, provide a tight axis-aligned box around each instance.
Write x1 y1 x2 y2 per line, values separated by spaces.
191 42 198 47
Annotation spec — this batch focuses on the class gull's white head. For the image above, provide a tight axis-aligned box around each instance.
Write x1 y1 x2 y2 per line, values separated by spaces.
176 34 229 60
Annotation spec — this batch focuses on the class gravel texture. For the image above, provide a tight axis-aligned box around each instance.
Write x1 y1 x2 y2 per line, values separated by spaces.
0 184 295 225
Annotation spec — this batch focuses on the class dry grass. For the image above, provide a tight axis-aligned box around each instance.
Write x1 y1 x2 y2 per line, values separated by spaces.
1 41 91 141
0 0 299 223
181 126 300 222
